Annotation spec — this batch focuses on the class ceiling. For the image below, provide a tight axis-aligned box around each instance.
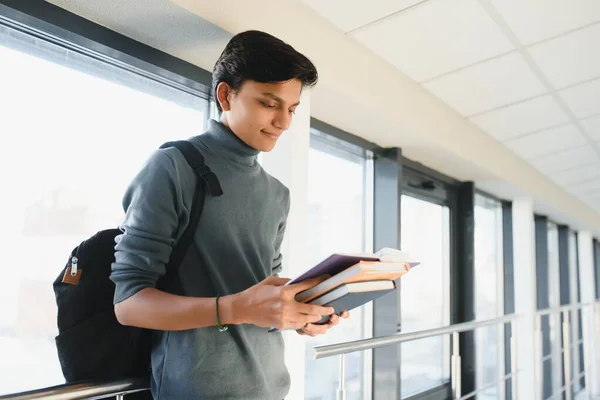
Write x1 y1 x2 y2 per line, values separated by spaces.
43 0 600 233
302 0 600 213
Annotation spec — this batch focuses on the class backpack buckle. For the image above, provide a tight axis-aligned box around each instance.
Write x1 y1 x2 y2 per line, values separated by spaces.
194 165 211 177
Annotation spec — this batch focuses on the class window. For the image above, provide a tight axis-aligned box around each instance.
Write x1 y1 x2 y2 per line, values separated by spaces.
545 222 563 399
474 194 504 399
0 23 209 394
399 192 451 398
304 129 374 400
595 240 600 301
568 231 583 395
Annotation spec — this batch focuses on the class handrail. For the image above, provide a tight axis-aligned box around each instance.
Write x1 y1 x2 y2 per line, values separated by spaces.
532 301 595 400
0 378 149 400
535 302 592 317
313 313 518 360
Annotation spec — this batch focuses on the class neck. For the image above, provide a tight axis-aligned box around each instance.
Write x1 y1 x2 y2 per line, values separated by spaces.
201 119 260 167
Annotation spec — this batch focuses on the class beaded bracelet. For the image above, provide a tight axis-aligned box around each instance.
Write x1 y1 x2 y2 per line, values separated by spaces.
216 294 228 332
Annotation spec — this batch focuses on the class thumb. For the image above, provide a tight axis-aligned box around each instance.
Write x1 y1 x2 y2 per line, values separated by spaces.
289 275 330 293
262 276 291 286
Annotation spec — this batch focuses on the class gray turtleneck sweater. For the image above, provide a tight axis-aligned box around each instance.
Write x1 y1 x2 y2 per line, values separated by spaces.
110 119 291 400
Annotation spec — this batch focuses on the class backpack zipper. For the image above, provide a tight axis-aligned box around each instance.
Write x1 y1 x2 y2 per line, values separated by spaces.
70 256 79 276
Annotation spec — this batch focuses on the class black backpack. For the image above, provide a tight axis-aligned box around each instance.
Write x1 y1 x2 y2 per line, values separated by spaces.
52 140 223 383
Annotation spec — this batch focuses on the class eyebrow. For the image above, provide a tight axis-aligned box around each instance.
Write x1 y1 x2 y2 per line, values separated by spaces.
261 92 300 107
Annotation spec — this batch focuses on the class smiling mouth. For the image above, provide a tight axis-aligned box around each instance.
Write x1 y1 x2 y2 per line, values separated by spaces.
261 131 281 139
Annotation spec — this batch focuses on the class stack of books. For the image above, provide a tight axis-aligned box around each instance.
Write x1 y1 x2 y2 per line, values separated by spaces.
292 248 420 325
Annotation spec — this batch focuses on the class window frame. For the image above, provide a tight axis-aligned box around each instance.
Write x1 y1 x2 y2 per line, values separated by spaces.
0 0 213 99
0 1 216 394
1 2 522 399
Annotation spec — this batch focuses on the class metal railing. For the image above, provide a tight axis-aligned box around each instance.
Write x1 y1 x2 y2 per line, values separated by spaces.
534 301 599 400
313 314 520 400
3 302 598 400
0 378 149 400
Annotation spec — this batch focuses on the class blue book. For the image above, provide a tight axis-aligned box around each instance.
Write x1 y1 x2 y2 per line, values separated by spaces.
308 280 396 325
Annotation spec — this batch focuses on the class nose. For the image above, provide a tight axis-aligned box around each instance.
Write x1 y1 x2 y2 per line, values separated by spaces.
272 109 292 132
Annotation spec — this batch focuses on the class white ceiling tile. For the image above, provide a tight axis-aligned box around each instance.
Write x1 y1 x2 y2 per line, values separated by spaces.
469 96 569 141
559 78 600 118
351 0 514 82
550 163 600 186
423 53 546 116
301 0 423 33
528 24 600 89
580 115 600 140
567 178 600 196
530 146 600 173
504 125 586 160
489 0 600 45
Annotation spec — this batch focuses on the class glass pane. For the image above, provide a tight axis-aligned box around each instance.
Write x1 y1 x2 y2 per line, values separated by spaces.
399 195 451 398
474 195 504 399
546 223 562 398
0 25 207 395
568 231 582 394
304 144 371 400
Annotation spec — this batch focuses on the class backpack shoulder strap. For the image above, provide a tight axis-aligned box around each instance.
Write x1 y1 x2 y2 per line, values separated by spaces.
160 140 223 197
158 140 223 280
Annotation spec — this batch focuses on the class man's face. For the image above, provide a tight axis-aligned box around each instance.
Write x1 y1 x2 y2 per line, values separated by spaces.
218 79 302 152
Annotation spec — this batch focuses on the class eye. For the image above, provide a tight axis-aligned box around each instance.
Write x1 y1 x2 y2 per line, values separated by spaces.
260 101 277 109
289 109 297 115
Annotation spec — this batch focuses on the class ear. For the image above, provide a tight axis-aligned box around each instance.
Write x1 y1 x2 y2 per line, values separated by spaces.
216 81 232 112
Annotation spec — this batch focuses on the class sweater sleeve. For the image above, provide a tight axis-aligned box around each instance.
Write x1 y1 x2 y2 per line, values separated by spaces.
110 149 190 304
271 189 290 275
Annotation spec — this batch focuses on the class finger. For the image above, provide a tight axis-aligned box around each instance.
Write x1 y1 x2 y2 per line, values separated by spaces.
329 314 340 326
288 313 323 327
287 275 330 294
295 302 335 317
263 276 291 286
341 311 350 319
302 323 328 336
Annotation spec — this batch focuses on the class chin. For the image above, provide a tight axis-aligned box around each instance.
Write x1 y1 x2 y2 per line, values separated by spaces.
259 144 277 152
256 140 277 152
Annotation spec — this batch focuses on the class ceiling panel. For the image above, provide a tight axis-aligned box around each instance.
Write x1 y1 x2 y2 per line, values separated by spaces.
580 115 600 140
351 0 513 82
301 0 423 33
469 95 569 141
530 146 600 174
567 178 600 196
423 53 546 116
550 163 600 186
529 24 600 89
489 0 600 45
504 125 586 160
559 78 600 119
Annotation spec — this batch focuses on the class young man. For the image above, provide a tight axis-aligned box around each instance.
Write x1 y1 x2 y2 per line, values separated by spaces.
110 30 348 399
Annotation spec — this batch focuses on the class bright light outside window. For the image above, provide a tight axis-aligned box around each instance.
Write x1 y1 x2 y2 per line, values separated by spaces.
399 195 451 398
474 194 504 399
304 132 373 400
546 222 563 399
0 25 208 394
568 231 582 396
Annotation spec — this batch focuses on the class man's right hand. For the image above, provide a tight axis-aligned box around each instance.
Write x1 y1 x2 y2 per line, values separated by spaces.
233 275 335 331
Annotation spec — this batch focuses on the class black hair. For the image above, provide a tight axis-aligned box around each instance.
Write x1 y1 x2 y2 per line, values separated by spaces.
212 30 318 112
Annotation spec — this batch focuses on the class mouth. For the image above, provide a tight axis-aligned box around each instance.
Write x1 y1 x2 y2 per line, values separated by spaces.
261 130 281 140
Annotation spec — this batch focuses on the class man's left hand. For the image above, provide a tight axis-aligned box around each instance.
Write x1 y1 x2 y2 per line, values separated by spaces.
296 311 350 337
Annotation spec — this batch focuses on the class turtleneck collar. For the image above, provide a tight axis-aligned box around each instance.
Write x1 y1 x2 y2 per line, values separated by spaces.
201 119 260 167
